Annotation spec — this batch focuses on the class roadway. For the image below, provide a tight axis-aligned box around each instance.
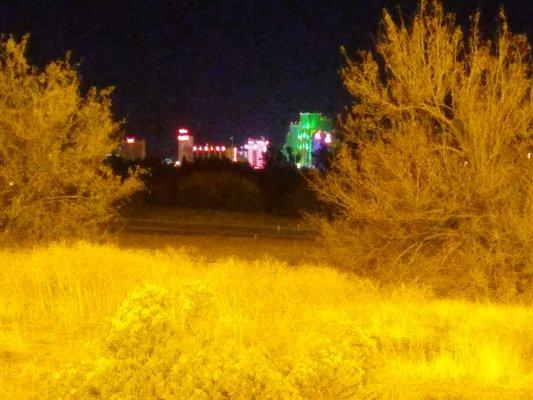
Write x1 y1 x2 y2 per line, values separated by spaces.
120 218 316 240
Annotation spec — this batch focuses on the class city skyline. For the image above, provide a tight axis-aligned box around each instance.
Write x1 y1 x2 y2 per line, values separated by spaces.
2 0 531 157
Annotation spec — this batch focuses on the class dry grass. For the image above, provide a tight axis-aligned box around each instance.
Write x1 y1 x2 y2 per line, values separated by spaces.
114 232 325 264
127 207 309 229
0 241 531 399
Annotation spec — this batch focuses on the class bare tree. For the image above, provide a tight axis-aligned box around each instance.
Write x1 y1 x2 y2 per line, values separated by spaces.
0 36 142 244
314 1 532 300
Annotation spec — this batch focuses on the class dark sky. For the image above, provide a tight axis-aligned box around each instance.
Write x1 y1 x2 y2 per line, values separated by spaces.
1 0 531 156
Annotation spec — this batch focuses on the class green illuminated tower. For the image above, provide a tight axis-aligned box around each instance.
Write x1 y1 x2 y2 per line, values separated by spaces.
284 112 333 167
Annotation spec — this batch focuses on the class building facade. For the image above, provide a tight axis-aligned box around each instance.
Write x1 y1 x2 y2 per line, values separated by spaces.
176 128 195 162
192 143 232 160
243 138 269 169
284 112 334 168
119 136 146 160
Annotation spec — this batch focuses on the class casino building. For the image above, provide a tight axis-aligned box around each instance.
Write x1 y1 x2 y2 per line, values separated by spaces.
283 112 334 168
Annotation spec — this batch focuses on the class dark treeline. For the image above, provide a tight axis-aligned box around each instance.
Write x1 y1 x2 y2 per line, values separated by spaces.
108 148 322 217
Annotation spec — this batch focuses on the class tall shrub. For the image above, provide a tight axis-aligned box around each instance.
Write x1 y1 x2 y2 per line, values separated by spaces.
314 1 532 299
0 36 141 243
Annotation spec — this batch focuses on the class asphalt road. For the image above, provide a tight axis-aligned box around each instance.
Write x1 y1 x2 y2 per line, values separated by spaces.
120 218 316 240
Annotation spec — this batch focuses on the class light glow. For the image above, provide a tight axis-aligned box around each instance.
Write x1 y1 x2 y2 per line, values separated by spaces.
244 138 269 169
283 112 333 167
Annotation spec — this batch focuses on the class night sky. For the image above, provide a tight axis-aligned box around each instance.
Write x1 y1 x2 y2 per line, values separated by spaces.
1 0 531 157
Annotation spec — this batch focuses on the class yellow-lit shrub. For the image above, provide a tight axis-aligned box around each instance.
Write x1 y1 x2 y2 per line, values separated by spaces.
314 1 532 300
45 284 377 400
0 36 141 244
1 243 531 399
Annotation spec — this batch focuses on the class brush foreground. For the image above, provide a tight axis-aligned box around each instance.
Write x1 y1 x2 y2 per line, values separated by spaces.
1 242 531 399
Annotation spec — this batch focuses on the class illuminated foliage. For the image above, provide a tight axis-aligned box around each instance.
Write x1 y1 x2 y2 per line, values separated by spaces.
284 112 334 168
44 281 377 399
1 243 531 399
315 1 532 300
0 36 141 243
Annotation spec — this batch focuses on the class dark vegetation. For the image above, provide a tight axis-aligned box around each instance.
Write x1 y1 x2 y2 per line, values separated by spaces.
314 3 532 301
108 147 323 217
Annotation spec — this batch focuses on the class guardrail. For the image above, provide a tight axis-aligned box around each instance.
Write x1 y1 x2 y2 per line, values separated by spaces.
119 218 316 240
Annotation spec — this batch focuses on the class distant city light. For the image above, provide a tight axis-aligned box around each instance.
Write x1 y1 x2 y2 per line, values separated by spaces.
120 136 146 160
284 112 334 168
177 135 190 141
244 138 269 169
181 137 273 164
178 128 189 134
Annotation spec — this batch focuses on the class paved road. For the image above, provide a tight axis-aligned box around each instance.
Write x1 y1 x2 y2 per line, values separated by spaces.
120 218 316 240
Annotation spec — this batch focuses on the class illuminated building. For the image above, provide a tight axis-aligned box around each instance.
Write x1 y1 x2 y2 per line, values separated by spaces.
284 112 334 168
176 128 194 162
243 138 269 169
192 143 232 159
119 135 146 160
186 136 270 168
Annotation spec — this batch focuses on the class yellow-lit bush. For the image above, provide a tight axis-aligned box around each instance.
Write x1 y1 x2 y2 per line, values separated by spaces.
1 243 531 399
45 284 378 399
0 36 141 244
314 0 532 301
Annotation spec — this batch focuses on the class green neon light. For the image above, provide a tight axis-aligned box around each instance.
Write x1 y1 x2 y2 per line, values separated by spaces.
283 112 333 167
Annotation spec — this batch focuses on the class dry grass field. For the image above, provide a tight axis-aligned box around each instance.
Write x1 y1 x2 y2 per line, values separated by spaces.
126 207 309 229
1 240 531 399
114 232 325 265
